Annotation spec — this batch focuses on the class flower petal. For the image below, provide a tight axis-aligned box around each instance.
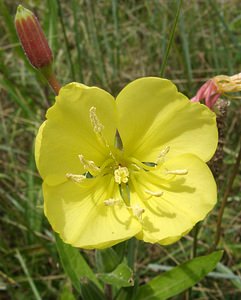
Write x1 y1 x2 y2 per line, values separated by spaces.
116 77 218 162
36 83 117 185
43 175 141 249
130 154 217 244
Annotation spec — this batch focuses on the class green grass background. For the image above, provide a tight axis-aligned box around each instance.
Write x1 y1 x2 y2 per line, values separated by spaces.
0 0 241 299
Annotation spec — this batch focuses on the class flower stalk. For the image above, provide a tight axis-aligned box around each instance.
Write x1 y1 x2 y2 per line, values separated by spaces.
210 139 241 252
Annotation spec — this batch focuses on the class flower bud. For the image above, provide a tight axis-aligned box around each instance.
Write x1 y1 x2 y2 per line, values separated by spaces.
15 5 53 71
15 5 61 95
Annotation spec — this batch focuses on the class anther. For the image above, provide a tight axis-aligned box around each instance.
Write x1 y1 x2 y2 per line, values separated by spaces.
156 146 170 164
79 154 100 176
114 166 129 184
104 198 121 206
66 173 86 183
89 106 104 134
89 107 116 162
131 204 145 220
145 189 163 197
165 169 188 175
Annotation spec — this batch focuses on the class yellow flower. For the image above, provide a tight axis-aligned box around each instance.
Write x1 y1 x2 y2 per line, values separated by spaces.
35 77 218 249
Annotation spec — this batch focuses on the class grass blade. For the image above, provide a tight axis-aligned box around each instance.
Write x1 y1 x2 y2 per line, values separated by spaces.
15 250 41 300
160 0 182 76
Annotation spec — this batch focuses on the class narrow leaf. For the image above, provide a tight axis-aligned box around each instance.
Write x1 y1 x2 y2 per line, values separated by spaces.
136 250 223 300
55 234 102 293
216 262 241 290
15 250 41 300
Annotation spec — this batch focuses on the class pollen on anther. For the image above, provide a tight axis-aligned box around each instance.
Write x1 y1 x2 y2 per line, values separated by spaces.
104 198 121 206
79 154 100 175
89 106 104 134
145 189 163 197
131 204 145 220
156 146 170 164
66 173 86 183
166 169 188 175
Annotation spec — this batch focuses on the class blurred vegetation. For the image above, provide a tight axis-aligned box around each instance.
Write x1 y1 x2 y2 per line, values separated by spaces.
0 0 241 299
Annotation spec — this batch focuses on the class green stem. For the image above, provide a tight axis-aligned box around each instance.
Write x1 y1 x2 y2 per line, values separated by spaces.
127 238 138 270
192 222 201 258
160 0 182 77
57 0 76 81
211 138 241 252
188 222 201 299
72 0 83 82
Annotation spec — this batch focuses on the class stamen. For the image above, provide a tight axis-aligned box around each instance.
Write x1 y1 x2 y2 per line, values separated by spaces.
79 154 100 176
104 198 121 206
66 173 86 183
165 169 188 175
131 204 145 220
89 107 117 163
89 106 104 134
114 166 129 184
156 146 170 164
129 157 157 171
145 189 163 197
131 163 141 171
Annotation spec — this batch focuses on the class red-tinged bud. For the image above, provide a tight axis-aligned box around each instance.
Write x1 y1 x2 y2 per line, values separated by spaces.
15 5 53 71
15 5 61 95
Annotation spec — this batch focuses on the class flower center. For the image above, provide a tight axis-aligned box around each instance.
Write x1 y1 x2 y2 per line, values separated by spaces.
66 107 189 221
114 166 129 184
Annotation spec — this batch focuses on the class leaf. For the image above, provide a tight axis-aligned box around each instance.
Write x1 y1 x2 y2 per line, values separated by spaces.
81 281 106 300
55 234 102 293
96 245 124 273
135 250 223 300
60 287 76 300
98 263 134 288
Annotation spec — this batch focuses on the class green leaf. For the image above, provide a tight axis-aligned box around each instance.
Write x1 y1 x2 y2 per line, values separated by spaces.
55 234 102 293
60 286 76 300
96 246 123 273
81 281 106 300
98 262 134 288
135 250 223 300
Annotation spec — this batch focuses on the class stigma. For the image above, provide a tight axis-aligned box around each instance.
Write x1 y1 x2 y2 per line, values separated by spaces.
114 166 129 184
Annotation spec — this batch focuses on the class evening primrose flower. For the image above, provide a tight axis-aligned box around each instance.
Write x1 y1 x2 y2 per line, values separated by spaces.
35 77 218 249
